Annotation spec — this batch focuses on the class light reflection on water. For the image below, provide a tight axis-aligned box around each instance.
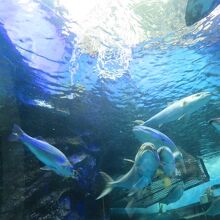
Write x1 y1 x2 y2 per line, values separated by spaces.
1 0 220 161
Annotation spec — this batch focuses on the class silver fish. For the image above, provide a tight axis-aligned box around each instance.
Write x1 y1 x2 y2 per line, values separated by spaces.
185 0 219 26
96 143 160 199
9 124 77 178
143 92 211 128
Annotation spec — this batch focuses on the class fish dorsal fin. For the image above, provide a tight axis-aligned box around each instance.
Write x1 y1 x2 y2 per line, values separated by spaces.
182 101 187 107
123 158 135 163
40 166 52 171
36 136 46 141
133 120 145 125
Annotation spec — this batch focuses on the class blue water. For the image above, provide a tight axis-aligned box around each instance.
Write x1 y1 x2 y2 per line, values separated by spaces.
1 0 220 219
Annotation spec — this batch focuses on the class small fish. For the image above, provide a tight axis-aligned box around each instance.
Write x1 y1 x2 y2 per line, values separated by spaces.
185 0 220 26
9 124 77 178
67 137 85 146
132 125 177 152
68 153 88 164
96 143 160 199
33 99 54 109
143 92 211 128
209 118 220 132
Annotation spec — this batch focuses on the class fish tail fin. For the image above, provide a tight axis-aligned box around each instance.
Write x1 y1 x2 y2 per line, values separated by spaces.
96 171 114 200
8 124 24 142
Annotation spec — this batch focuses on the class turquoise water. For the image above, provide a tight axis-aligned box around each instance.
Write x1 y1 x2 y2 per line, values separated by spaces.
1 0 220 219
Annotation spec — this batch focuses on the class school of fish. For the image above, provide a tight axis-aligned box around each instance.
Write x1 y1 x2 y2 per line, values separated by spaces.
8 91 214 206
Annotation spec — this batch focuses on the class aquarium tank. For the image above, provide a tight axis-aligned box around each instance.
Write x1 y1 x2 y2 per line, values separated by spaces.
1 0 220 220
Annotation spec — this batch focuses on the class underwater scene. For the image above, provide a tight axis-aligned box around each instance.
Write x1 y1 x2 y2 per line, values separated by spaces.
1 0 220 219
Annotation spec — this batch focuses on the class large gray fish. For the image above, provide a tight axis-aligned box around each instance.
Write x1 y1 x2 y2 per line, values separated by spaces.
142 92 211 128
9 124 77 178
209 118 220 132
96 143 160 199
185 0 220 26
